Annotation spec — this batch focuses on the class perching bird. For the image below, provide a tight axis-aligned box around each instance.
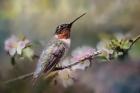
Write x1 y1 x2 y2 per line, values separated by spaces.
32 13 86 84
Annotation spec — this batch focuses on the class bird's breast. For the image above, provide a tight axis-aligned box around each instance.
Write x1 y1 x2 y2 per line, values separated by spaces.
59 38 71 48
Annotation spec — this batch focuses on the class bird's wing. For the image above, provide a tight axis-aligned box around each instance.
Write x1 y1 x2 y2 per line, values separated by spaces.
33 40 65 83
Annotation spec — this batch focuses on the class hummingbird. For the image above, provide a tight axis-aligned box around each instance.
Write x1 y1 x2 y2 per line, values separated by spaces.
32 13 86 84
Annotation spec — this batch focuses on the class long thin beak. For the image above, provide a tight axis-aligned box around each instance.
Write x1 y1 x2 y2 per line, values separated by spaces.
69 13 86 27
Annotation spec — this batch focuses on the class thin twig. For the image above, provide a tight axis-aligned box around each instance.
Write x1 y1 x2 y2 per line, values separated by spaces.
3 55 39 84
3 52 101 85
54 59 90 70
54 52 101 70
3 57 89 85
3 72 34 84
129 35 140 50
54 61 81 70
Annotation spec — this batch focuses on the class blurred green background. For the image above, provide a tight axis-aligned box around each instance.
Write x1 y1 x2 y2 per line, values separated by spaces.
0 0 140 93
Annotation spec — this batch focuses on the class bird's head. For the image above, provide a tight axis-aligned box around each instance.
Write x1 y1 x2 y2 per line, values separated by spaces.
55 13 86 39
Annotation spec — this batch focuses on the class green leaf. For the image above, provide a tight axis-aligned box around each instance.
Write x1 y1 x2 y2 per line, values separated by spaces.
22 47 34 61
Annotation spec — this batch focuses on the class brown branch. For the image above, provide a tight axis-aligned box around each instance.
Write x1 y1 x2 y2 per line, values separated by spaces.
54 61 82 70
3 54 39 84
3 58 91 84
129 35 140 50
54 52 101 70
3 72 34 84
3 51 101 85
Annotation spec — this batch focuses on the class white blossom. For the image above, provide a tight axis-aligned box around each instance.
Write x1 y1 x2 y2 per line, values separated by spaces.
96 40 113 59
4 35 18 56
57 68 75 87
4 35 30 56
57 58 76 87
71 46 99 70
56 46 100 87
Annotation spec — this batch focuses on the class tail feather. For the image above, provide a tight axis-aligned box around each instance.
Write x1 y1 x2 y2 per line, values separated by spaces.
32 77 37 86
31 70 53 86
32 73 42 86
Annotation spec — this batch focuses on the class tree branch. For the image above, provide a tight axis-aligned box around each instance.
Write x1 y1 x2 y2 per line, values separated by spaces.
129 35 140 50
3 51 101 85
54 52 100 70
3 72 34 85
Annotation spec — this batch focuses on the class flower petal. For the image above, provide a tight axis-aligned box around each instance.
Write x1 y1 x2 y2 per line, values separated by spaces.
24 39 30 45
57 69 75 87
17 41 26 55
9 48 16 56
4 40 11 51
4 35 18 51
71 46 97 62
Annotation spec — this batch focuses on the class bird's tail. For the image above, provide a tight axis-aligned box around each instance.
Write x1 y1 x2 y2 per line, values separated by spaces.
32 57 60 86
31 70 53 86
31 73 41 86
32 77 37 86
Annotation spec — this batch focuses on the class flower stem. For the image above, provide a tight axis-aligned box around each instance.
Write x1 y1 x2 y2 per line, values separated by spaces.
3 72 34 85
129 35 140 50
